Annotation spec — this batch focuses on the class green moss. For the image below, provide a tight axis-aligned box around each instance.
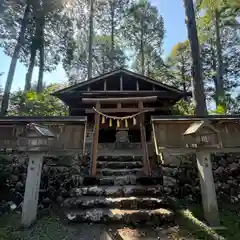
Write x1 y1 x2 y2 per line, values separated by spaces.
176 204 240 240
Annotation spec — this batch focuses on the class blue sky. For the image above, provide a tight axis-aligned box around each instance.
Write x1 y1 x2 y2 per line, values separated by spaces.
0 0 187 91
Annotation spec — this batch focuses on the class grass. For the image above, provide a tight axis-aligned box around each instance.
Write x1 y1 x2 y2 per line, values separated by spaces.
0 211 78 240
0 204 239 239
176 203 240 240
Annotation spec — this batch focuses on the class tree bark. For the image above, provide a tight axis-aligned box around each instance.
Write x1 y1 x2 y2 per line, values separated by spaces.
110 5 115 70
140 20 144 75
25 38 37 91
215 10 224 106
210 43 219 105
37 17 45 93
0 4 30 116
183 0 207 116
88 0 94 80
184 1 220 226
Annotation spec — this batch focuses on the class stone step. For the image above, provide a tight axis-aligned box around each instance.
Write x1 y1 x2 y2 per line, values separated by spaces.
97 168 143 176
97 161 143 169
66 208 174 225
97 156 142 162
99 175 138 186
62 196 170 210
82 176 163 186
69 185 163 197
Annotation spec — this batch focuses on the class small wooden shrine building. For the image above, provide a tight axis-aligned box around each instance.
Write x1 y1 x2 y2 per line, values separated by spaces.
53 68 190 176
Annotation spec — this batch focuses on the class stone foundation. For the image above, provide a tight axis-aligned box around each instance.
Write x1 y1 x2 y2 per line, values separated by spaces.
162 153 240 204
1 151 240 215
0 153 90 207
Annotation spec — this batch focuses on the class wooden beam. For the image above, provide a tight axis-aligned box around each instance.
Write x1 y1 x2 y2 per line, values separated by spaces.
156 146 240 154
82 96 158 104
62 91 182 99
136 80 139 91
120 76 123 91
0 116 87 124
104 80 107 91
90 102 100 177
67 90 179 94
82 121 87 156
117 103 122 109
82 91 170 94
139 101 150 176
83 107 167 114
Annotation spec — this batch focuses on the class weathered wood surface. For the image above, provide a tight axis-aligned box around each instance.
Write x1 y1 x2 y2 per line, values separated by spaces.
83 107 168 113
152 117 240 153
82 96 158 103
0 118 87 153
91 102 100 176
139 101 150 175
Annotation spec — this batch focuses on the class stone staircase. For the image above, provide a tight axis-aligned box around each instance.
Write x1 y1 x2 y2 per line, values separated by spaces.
63 156 175 226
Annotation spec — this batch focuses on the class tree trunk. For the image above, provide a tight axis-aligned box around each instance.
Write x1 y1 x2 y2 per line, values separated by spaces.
102 54 105 74
215 10 224 105
25 39 37 91
37 17 45 93
25 40 37 91
88 0 94 79
0 4 30 116
210 43 219 105
37 42 44 93
183 0 207 116
147 61 150 77
110 6 115 70
140 20 144 75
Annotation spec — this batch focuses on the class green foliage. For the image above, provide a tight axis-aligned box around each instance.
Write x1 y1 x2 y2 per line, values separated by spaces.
166 40 192 91
194 0 240 113
92 35 126 74
209 104 227 114
122 0 165 75
173 100 195 115
8 84 68 116
0 0 65 71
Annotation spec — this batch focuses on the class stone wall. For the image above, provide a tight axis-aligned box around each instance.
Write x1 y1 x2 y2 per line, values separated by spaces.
162 153 240 204
0 151 240 213
0 153 90 210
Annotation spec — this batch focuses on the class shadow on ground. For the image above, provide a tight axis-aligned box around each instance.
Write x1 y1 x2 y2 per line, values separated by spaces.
0 204 239 240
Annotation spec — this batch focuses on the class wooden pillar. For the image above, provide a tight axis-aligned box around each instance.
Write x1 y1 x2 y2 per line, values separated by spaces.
197 152 220 226
21 153 43 228
120 76 123 91
138 101 150 176
136 80 139 91
91 102 100 177
104 80 107 91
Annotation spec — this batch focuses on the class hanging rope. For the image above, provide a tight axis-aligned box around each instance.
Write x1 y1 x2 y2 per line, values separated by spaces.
93 107 147 120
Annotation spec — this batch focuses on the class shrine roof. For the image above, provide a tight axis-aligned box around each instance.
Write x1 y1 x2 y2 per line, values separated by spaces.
52 68 190 97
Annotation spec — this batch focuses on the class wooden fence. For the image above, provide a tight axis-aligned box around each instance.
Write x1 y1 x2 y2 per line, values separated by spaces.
0 117 87 154
152 115 240 154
